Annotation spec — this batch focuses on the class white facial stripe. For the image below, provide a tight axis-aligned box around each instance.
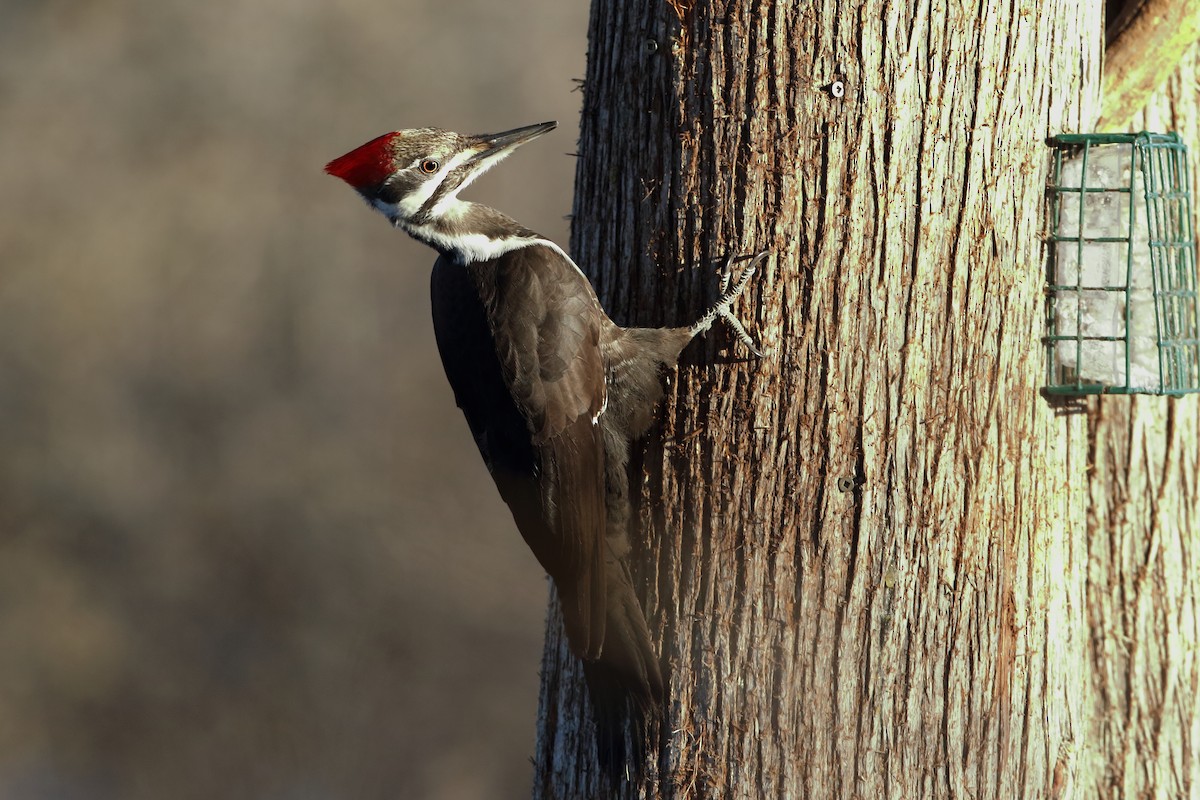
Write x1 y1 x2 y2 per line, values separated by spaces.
394 148 475 219
432 198 470 220
428 146 516 218
452 147 514 194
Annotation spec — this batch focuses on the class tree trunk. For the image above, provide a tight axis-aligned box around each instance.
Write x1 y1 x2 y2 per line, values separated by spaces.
533 1 1199 796
1081 52 1200 798
1098 0 1200 129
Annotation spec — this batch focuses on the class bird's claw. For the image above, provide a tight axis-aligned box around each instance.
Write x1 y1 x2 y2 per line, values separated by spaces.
710 250 768 357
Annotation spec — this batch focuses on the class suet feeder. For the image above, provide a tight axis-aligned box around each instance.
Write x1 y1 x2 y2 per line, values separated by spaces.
1044 132 1200 396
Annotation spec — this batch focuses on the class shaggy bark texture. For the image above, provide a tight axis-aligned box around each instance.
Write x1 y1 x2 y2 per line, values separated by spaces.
533 2 1198 797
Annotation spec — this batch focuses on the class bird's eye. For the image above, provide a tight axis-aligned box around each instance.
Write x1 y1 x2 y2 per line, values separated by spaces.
420 159 440 174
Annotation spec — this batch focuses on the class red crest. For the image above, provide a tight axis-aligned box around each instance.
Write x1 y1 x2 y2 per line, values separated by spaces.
324 132 400 189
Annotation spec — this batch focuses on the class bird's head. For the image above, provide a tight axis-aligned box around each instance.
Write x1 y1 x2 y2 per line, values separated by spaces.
324 121 557 227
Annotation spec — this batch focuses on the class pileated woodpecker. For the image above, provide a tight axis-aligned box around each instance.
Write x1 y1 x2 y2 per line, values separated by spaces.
325 121 763 771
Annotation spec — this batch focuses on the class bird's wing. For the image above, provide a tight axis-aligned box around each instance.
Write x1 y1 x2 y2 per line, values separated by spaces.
484 244 606 443
431 246 608 659
483 244 607 657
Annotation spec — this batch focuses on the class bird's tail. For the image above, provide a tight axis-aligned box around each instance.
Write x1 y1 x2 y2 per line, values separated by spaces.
582 543 665 778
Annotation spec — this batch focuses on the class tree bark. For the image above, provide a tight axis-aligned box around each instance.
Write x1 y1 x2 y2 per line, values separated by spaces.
1082 51 1200 798
1098 0 1200 129
533 1 1199 797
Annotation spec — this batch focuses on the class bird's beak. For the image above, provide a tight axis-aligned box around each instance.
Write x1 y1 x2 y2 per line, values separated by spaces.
473 121 557 162
449 121 557 200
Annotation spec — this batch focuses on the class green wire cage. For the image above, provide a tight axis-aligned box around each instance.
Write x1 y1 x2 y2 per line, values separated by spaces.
1044 131 1200 396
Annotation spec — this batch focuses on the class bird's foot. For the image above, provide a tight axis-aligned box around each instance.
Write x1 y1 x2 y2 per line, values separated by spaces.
687 250 768 357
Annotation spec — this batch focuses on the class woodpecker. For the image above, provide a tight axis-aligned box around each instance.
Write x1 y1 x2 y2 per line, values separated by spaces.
325 121 764 771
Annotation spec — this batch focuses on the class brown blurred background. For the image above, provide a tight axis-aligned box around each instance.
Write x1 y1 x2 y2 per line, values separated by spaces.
0 2 587 797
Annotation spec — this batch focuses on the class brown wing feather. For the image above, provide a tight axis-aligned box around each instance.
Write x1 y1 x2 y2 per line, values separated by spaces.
470 244 608 658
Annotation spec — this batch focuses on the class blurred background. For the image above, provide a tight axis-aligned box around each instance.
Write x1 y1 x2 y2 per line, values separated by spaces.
0 1 587 797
